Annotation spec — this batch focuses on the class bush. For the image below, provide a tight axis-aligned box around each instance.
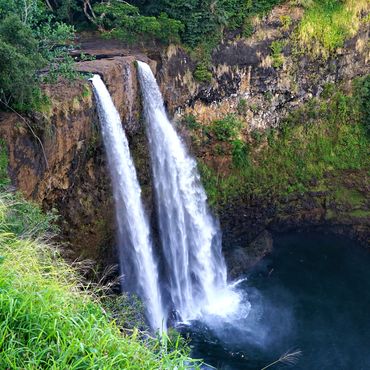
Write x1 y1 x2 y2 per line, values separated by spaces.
231 139 250 168
270 40 285 68
193 63 212 82
211 114 243 141
136 0 284 49
182 114 201 130
237 98 248 115
354 74 370 136
0 140 10 189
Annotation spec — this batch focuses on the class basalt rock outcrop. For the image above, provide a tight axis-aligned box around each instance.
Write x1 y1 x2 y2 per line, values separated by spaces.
158 4 369 130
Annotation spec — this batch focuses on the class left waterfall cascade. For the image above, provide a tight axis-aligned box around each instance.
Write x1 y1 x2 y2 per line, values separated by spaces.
90 74 166 332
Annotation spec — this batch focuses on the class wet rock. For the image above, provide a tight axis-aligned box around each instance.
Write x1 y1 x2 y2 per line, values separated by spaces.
226 230 273 278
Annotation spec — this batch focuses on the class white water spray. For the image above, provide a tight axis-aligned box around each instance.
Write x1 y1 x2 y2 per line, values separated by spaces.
91 74 165 331
137 62 241 323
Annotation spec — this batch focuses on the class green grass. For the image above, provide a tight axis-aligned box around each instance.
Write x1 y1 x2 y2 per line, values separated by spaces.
296 0 369 59
0 192 199 369
198 78 370 206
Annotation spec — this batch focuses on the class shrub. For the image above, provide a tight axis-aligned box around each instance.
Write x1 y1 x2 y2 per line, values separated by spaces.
237 98 248 115
231 139 250 168
0 15 45 110
0 2 76 111
353 74 370 136
270 40 285 68
211 114 243 141
182 114 201 130
193 63 212 82
0 140 10 189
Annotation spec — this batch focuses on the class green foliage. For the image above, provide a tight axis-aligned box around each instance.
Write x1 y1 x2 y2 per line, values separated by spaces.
280 15 292 31
193 63 212 82
0 1 76 111
2 193 59 238
251 129 264 143
211 114 243 141
102 293 148 331
0 0 288 105
199 80 370 206
0 193 200 369
296 0 369 59
136 0 283 49
237 98 248 115
53 0 80 23
182 114 201 130
0 15 45 110
231 139 249 168
270 40 285 68
290 0 314 8
94 1 183 44
242 17 254 38
353 74 370 135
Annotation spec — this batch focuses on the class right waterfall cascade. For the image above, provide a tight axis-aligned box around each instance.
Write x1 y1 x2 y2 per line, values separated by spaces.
137 61 241 323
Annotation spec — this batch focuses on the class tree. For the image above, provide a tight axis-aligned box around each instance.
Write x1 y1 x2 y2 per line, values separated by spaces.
91 0 183 44
0 14 45 110
0 0 76 111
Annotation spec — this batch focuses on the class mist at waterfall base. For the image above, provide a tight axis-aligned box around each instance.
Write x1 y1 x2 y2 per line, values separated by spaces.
183 232 370 369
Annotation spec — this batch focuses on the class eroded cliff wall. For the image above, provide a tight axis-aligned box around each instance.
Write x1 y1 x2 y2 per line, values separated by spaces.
0 3 368 271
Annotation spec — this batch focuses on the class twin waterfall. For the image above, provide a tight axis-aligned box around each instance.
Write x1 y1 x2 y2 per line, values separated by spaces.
91 75 164 330
92 63 239 331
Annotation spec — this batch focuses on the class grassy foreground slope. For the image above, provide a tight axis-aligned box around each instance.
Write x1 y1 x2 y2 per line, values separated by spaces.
0 149 197 369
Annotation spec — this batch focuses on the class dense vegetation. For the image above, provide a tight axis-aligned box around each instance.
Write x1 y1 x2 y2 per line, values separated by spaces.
1 0 368 110
190 76 370 205
296 0 368 59
0 144 198 369
0 0 76 111
0 0 286 110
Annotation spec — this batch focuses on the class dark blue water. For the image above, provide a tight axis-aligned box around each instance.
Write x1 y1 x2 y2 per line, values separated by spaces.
184 232 370 369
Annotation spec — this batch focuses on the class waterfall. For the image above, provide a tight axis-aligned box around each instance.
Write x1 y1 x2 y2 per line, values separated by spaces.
91 75 165 331
137 62 240 323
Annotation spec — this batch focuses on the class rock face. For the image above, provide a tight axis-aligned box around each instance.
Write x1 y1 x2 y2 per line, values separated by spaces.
158 4 369 131
220 169 369 276
0 4 369 272
0 56 152 265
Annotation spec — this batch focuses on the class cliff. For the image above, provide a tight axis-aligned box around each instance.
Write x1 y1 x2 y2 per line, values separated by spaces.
0 3 368 272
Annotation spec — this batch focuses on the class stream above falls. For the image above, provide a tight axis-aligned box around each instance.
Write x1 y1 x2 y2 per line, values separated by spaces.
181 232 370 370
